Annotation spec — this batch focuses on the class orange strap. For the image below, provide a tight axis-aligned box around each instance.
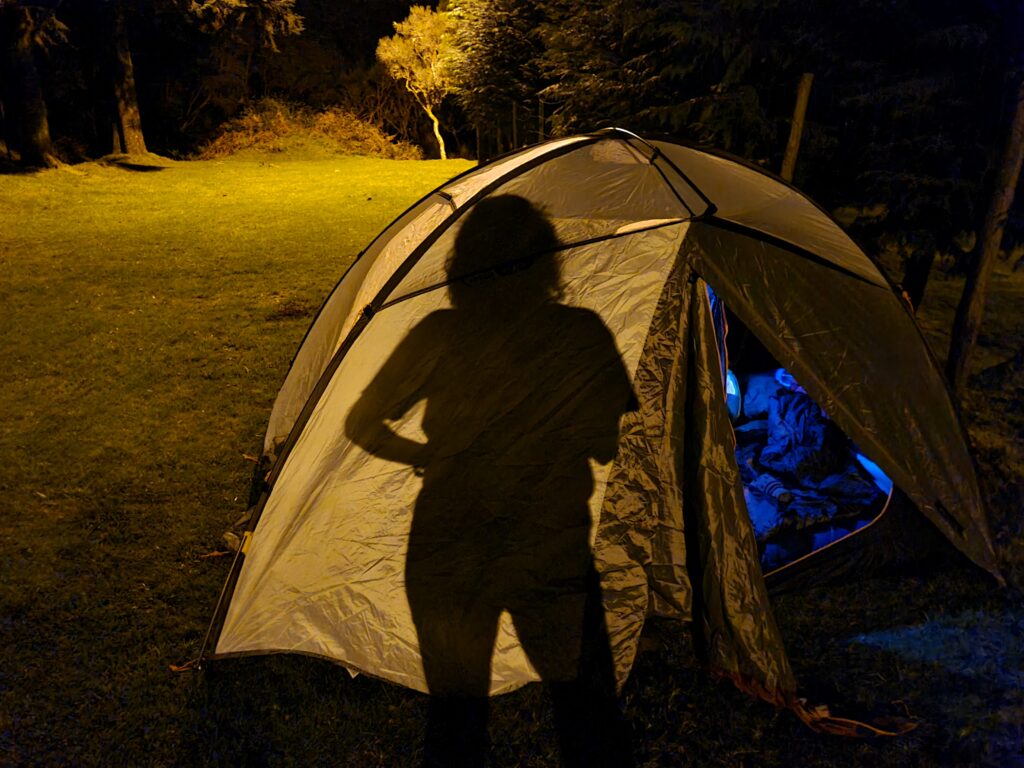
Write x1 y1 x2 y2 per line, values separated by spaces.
898 289 916 314
793 698 919 737
713 667 919 738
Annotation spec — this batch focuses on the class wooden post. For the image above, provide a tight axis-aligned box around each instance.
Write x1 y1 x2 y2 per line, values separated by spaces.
780 72 814 182
512 101 518 148
946 78 1024 394
538 99 545 142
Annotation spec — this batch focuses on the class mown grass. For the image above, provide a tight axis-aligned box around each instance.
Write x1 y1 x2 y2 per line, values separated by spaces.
1 153 1022 767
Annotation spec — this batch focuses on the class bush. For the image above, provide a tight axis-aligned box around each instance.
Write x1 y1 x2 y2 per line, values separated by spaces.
199 99 422 160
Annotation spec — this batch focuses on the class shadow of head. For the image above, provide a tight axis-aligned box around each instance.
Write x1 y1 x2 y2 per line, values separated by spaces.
448 195 561 310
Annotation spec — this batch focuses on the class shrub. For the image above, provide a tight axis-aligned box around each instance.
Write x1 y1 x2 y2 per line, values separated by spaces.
199 99 422 160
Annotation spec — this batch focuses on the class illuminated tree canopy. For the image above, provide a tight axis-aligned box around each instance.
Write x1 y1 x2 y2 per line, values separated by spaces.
448 0 545 124
376 5 457 160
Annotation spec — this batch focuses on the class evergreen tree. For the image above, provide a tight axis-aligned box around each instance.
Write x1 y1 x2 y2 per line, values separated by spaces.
186 0 304 102
534 0 809 157
808 0 1014 303
0 4 65 166
109 0 147 155
448 0 545 125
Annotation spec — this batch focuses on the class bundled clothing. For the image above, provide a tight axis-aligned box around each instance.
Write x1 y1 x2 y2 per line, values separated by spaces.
735 381 885 563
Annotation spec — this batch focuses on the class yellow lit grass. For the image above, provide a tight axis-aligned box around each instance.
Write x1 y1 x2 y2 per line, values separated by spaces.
1 152 1021 766
0 153 471 765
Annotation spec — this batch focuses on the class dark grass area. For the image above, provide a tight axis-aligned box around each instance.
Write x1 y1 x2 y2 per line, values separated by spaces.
1 155 1022 767
42 567 1013 768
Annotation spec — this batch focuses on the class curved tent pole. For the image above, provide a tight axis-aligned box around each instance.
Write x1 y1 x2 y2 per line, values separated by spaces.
696 216 890 288
379 218 687 311
601 127 718 218
279 166 481 378
687 225 1000 582
649 125 999 575
200 128 1004 669
647 137 999 580
200 133 624 662
266 132 600 448
262 131 656 469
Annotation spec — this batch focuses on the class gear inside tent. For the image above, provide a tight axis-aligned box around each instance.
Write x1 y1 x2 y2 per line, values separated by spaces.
202 129 1002 718
707 286 895 573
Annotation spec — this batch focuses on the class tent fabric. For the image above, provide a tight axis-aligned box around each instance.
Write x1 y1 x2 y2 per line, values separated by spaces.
265 194 458 457
764 489 961 592
264 137 600 458
654 142 886 287
206 129 1000 710
685 223 1000 578
261 133 888 459
216 219 690 696
592 254 795 700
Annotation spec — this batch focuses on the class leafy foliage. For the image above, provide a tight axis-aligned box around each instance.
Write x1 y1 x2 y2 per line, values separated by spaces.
531 0 860 159
185 0 304 52
494 0 1021 276
376 5 459 158
198 98 422 159
448 0 547 122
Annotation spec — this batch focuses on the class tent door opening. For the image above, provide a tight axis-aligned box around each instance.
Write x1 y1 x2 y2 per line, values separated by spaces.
705 285 894 574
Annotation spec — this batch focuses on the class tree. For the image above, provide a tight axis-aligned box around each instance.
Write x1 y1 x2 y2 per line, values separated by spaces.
447 0 550 157
377 5 457 159
814 2 1013 308
534 0 806 155
448 0 545 123
534 0 657 137
780 72 814 182
186 0 303 47
0 4 64 166
946 78 1024 395
108 1 147 154
186 0 303 102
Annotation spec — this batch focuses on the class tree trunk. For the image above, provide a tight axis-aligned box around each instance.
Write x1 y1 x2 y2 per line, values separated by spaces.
111 2 147 155
1 7 58 167
780 72 814 182
946 78 1024 394
424 104 446 160
901 246 935 310
0 98 9 159
80 2 114 157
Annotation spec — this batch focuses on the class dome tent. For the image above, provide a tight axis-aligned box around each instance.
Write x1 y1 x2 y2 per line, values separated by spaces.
201 129 1001 717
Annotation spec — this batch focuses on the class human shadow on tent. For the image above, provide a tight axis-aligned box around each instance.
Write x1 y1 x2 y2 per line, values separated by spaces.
345 195 637 768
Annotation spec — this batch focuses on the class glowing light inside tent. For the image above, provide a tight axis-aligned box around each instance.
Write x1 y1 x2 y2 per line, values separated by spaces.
774 367 800 391
855 452 894 494
725 369 741 419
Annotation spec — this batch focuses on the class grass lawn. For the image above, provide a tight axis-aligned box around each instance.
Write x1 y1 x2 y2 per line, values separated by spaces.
1 152 1021 767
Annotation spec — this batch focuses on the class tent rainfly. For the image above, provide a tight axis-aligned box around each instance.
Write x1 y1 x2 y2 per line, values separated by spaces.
201 128 1002 723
